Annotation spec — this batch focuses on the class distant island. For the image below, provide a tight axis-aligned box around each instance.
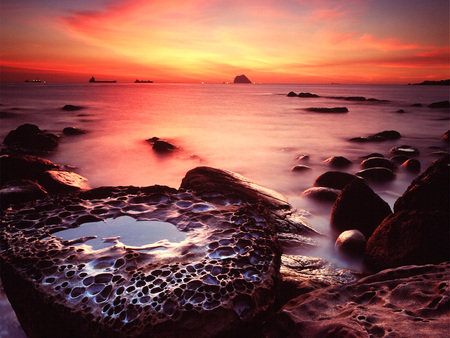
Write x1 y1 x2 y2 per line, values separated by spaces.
233 74 252 84
410 79 449 86
135 79 153 83
89 77 116 83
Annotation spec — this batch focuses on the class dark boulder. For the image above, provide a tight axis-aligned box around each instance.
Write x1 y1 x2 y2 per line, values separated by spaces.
411 103 422 107
365 210 449 270
298 92 319 98
360 157 397 171
428 100 450 108
291 165 312 172
324 156 352 168
335 230 366 256
390 154 410 164
63 127 87 135
313 171 360 190
3 124 59 151
394 156 449 213
146 137 177 152
330 179 392 238
355 167 396 182
61 104 84 111
301 187 340 203
362 152 384 159
390 145 419 156
401 158 421 173
287 91 297 97
396 109 406 113
305 107 348 113
373 130 401 140
0 179 48 210
294 154 310 161
0 154 60 184
442 130 449 143
38 170 90 194
233 74 252 84
349 137 370 143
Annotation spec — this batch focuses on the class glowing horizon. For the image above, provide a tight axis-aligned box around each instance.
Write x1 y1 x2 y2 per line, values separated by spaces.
1 0 449 83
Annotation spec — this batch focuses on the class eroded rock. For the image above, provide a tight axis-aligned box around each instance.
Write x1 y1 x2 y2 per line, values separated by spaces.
3 124 59 151
313 171 360 190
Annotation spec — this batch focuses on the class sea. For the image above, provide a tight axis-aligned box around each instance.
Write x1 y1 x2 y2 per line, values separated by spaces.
0 82 449 336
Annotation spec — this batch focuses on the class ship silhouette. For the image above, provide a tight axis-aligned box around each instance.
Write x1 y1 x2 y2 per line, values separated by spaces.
89 77 116 83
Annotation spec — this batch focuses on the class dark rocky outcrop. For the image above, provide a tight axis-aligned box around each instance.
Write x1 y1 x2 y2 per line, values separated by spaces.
298 92 319 98
0 179 48 210
3 124 59 151
365 210 449 270
330 179 392 238
401 158 421 173
442 130 449 143
290 165 312 172
146 137 177 152
268 263 450 337
390 145 419 156
305 107 348 113
362 152 384 159
0 154 60 184
300 187 340 203
61 105 84 111
38 170 91 194
350 130 401 143
63 127 87 135
324 156 352 168
313 171 360 190
390 154 410 164
428 100 450 108
233 75 252 84
373 130 401 140
355 167 396 182
335 229 366 256
287 91 297 97
360 157 397 171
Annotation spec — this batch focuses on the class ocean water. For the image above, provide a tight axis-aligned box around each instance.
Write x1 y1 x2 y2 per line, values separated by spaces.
0 82 449 336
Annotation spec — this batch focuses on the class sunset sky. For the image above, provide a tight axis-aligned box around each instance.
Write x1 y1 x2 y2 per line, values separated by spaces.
1 0 449 83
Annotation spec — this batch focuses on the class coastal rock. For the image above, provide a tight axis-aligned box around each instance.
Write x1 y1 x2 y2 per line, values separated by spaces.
268 263 450 338
324 156 352 168
294 154 309 162
365 210 449 270
442 130 449 143
305 107 348 113
330 178 392 238
355 167 396 182
63 127 87 135
0 154 60 184
290 165 312 172
287 91 297 97
61 105 84 111
146 137 177 152
428 100 450 108
0 168 285 337
394 156 449 213
396 109 406 113
362 152 384 159
313 171 360 190
360 157 397 171
390 154 410 164
298 92 319 98
349 136 370 143
0 179 48 210
3 123 59 151
233 75 252 84
300 187 340 203
334 229 366 256
401 158 421 173
390 145 419 156
373 130 401 140
38 170 90 193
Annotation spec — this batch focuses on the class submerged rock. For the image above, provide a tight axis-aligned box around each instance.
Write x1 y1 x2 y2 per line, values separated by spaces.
146 137 177 152
401 158 421 173
63 127 87 135
290 165 312 172
268 263 450 337
305 107 348 113
360 157 397 171
355 167 396 182
324 156 352 168
390 145 420 156
62 104 84 111
313 171 360 190
298 92 319 98
301 187 340 203
3 123 59 151
428 100 450 108
330 179 392 238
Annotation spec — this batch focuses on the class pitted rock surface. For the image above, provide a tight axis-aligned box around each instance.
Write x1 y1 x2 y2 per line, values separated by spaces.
1 183 282 337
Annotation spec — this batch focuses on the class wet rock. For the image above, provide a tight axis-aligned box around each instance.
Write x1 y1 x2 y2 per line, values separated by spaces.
298 92 319 98
360 157 397 171
268 263 450 338
428 100 450 108
324 156 352 168
401 158 421 173
63 127 87 135
287 91 297 97
233 74 252 84
38 170 90 193
390 145 419 156
0 169 287 337
330 179 392 238
442 130 449 143
313 171 360 190
61 105 84 111
301 187 340 203
0 154 60 184
365 210 449 270
294 154 309 161
394 156 449 213
349 136 370 143
290 165 312 172
146 137 177 152
362 152 384 159
373 130 401 140
396 109 406 113
355 167 396 182
390 154 410 164
305 107 348 113
3 124 59 151
335 230 366 256
0 179 48 210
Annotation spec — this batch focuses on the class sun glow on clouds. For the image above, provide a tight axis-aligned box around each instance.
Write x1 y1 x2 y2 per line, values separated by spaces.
1 0 449 83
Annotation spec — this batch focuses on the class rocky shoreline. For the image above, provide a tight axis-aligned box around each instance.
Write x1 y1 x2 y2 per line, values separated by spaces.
1 111 449 336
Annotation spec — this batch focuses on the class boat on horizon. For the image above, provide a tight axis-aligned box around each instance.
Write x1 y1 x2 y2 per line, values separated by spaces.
135 79 153 83
89 77 116 83
25 79 42 83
